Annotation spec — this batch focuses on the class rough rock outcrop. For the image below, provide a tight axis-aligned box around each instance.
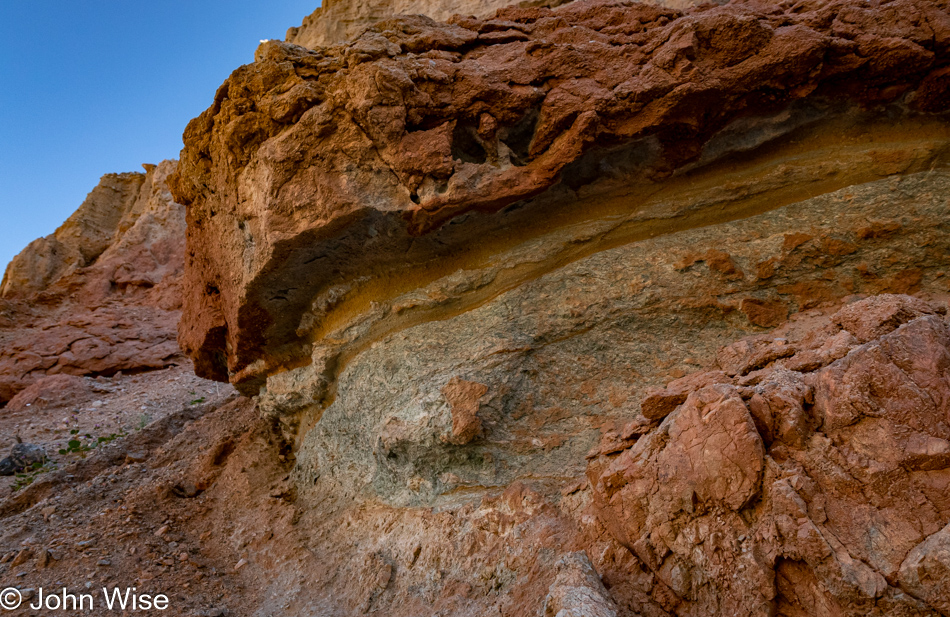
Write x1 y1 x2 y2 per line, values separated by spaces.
0 160 185 403
165 3 950 611
286 0 724 49
287 0 570 49
1 172 147 299
4 1 949 615
588 294 950 615
172 0 950 394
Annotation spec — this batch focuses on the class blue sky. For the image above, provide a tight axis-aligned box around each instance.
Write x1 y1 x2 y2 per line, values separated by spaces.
0 1 319 274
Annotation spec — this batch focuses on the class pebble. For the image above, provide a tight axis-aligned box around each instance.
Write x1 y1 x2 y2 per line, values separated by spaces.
97 559 112 566
10 549 32 567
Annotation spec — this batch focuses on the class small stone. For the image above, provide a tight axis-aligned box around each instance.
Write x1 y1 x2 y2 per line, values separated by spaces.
97 559 111 567
156 525 169 537
77 540 96 550
0 443 46 476
10 549 32 567
234 558 247 570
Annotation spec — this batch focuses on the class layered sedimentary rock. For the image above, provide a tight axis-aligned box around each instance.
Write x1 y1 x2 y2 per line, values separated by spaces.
173 0 950 393
160 0 950 614
0 161 185 403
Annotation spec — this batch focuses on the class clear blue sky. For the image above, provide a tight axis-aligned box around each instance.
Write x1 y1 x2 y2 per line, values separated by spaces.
0 1 319 274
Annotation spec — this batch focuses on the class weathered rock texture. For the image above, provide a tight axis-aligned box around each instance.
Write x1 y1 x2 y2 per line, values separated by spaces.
286 0 724 49
163 2 950 612
588 294 950 615
3 1 949 616
0 161 185 403
172 0 950 394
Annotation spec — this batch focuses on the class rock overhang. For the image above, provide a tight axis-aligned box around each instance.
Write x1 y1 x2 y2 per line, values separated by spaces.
169 0 950 393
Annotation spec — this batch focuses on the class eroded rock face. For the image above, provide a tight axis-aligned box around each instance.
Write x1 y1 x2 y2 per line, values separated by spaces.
588 295 950 615
25 0 939 615
1 172 146 299
171 0 950 393
0 161 185 404
286 0 730 50
287 0 575 49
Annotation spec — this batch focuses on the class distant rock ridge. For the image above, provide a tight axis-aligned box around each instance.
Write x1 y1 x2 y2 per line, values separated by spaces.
0 161 185 403
286 0 722 49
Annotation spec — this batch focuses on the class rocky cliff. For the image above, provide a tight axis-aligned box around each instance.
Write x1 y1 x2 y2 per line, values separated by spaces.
0 161 185 403
2 1 950 616
163 0 950 614
286 0 724 49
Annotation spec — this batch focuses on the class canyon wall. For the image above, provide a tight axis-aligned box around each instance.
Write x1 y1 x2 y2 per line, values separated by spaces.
0 161 185 403
164 0 950 614
1 0 949 615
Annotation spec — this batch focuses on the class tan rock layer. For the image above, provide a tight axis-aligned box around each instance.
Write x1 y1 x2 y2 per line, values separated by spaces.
170 0 950 390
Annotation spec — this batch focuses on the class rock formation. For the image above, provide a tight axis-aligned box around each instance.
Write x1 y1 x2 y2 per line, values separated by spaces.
160 0 950 613
173 0 950 394
0 161 185 403
286 0 722 49
588 294 950 615
2 0 950 615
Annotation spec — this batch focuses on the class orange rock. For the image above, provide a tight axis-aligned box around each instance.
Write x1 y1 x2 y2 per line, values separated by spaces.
442 377 488 445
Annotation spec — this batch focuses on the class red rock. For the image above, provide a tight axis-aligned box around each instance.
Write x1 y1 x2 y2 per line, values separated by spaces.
832 293 939 343
640 369 732 420
5 374 92 413
442 377 488 445
717 335 796 377
588 295 950 615
169 0 950 390
740 297 790 328
898 522 950 616
0 161 184 404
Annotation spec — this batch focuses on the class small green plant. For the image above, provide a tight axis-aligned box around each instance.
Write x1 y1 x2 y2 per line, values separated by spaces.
135 413 152 431
58 429 125 458
13 461 56 491
188 391 205 405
